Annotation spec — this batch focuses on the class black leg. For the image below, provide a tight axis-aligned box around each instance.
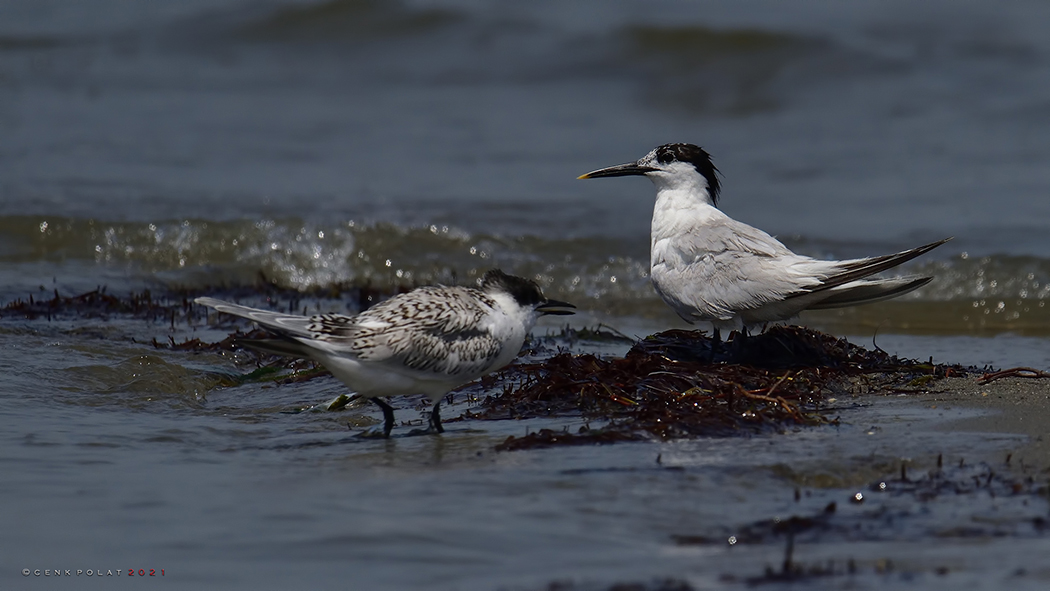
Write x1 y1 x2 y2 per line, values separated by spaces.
371 397 396 438
429 399 445 434
729 328 749 361
710 328 722 361
731 328 749 345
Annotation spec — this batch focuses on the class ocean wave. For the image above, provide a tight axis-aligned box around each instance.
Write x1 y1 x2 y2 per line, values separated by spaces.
2 214 1045 296
5 214 1050 334
1 215 652 300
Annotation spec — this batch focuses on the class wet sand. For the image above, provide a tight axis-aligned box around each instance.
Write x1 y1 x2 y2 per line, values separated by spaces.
921 376 1050 471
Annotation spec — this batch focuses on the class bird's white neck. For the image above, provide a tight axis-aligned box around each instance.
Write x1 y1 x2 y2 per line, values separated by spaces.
649 180 723 260
488 291 538 335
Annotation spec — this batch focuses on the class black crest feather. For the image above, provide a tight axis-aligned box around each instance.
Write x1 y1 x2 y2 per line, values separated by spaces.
654 143 721 205
480 269 544 307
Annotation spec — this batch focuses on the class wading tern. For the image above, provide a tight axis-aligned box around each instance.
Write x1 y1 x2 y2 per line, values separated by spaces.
197 270 574 436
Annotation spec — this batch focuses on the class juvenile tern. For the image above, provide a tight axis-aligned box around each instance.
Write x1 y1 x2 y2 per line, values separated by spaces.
196 270 574 437
579 143 949 341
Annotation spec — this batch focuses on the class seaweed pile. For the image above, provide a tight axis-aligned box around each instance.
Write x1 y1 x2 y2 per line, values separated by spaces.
478 326 969 450
0 279 416 323
2 284 976 450
0 287 179 322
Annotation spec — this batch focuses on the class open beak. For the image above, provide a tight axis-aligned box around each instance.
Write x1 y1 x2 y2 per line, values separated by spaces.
577 162 656 179
536 299 576 316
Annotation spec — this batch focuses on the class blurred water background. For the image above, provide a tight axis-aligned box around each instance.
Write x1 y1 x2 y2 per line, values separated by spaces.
3 1 1050 589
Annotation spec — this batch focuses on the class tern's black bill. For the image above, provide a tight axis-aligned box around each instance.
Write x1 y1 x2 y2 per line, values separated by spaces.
577 162 656 179
536 299 576 316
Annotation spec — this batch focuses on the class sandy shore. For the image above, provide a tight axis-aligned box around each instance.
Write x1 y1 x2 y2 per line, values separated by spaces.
918 375 1050 471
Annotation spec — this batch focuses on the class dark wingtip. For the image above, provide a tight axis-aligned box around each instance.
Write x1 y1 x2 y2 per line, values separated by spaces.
915 237 953 255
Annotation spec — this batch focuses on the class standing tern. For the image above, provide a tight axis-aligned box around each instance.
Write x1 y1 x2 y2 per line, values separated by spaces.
196 270 574 437
579 143 949 341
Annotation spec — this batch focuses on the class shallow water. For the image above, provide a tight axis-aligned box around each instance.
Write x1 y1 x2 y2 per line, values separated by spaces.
6 375 1049 589
4 0 1050 588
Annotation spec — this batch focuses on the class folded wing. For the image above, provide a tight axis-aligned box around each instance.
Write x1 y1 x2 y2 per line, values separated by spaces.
655 224 949 321
196 286 506 378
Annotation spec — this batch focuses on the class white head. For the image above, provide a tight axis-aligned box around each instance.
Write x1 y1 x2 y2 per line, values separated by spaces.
479 270 575 331
578 143 722 207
